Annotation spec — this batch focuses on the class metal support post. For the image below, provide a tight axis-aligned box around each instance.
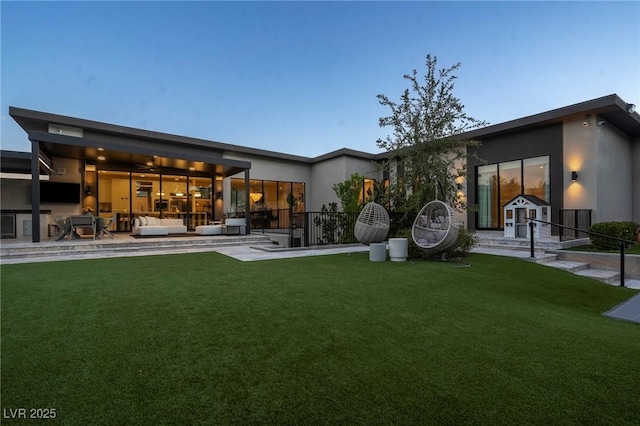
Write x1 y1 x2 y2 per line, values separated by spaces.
529 221 535 258
620 242 626 287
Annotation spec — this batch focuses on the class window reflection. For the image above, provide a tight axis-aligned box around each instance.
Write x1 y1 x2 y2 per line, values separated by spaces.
476 156 549 229
231 178 305 229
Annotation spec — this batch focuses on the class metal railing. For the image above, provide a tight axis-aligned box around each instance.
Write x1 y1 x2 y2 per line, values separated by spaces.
526 218 635 287
559 209 592 241
240 209 360 247
305 211 359 246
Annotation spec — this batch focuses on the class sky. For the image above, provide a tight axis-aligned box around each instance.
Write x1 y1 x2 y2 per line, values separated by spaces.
1 1 639 158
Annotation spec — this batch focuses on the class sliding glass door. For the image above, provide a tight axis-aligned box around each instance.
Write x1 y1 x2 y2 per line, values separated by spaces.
476 156 549 229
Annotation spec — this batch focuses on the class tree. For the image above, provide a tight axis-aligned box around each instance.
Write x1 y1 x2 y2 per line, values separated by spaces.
332 173 365 212
376 54 487 226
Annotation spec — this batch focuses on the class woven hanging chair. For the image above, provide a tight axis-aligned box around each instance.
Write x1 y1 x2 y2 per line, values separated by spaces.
354 202 390 244
411 200 459 254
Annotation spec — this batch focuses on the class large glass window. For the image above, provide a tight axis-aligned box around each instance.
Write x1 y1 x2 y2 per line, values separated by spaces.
291 182 305 212
98 170 212 231
476 155 550 229
362 178 375 204
98 170 132 232
230 179 246 217
189 177 212 227
231 178 305 228
523 156 549 202
133 172 160 216
499 161 521 227
477 164 498 228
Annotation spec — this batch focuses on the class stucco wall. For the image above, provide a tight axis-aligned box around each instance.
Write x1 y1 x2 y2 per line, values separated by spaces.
1 157 82 215
224 152 312 212
564 116 634 223
467 123 563 230
309 155 381 211
309 156 346 211
563 117 598 214
632 137 640 223
594 118 633 222
0 179 32 210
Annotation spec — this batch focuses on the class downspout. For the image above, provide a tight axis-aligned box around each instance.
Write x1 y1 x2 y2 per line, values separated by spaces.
244 169 251 235
30 140 41 243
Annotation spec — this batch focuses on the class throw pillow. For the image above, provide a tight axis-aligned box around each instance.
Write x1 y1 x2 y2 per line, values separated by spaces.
139 216 147 226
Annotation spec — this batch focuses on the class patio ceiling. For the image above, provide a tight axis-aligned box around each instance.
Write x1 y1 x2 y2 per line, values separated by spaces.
10 107 251 178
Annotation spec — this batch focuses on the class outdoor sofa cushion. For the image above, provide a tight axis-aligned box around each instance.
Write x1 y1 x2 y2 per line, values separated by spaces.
132 217 187 236
195 225 223 235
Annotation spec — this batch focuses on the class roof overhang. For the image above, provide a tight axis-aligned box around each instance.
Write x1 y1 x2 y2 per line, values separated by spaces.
460 94 640 140
10 107 251 177
0 150 50 177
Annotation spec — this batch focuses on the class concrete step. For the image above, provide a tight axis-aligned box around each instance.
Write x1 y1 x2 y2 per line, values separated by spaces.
476 243 551 252
542 260 590 273
574 268 621 285
476 241 565 252
0 235 273 263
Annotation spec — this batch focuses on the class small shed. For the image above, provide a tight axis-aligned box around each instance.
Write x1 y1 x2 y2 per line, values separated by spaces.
503 195 551 239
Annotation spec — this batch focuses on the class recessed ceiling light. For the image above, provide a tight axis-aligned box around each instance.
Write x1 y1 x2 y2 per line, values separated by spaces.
97 156 106 161
189 167 195 171
97 147 104 151
146 161 153 166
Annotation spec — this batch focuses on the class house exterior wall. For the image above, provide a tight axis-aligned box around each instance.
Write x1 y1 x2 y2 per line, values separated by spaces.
223 152 312 212
564 116 634 223
467 123 563 230
1 157 82 216
1 157 83 239
633 137 640 223
563 117 598 215
309 156 347 211
309 155 381 211
594 117 633 222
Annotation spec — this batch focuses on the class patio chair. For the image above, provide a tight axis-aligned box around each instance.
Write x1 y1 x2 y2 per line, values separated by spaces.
51 214 65 232
98 214 116 239
354 202 390 244
411 200 459 254
69 215 96 240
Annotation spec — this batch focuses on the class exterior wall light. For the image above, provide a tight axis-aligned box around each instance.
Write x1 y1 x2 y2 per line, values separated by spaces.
215 191 223 200
571 171 578 181
627 103 636 114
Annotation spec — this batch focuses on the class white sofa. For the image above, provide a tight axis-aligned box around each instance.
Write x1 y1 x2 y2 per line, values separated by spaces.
195 225 223 235
223 218 247 235
132 216 187 236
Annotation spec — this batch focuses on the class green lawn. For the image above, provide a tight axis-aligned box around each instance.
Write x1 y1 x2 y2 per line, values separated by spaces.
2 252 639 425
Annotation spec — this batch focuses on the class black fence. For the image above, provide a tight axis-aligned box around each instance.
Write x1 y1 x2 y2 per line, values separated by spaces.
558 209 592 241
304 211 360 246
237 209 361 247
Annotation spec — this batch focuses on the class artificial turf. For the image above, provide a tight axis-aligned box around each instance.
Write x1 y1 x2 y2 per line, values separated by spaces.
1 252 639 425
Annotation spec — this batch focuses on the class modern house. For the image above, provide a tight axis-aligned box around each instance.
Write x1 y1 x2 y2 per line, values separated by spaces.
1 93 639 243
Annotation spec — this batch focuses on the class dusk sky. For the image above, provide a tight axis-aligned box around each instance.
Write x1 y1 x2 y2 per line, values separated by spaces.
2 1 639 157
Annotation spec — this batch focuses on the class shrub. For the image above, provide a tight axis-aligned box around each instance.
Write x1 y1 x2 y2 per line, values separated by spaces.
391 228 478 260
443 229 478 260
588 221 638 250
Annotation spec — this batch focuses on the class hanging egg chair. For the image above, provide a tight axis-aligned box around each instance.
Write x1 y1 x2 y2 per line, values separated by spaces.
354 202 390 244
411 200 459 254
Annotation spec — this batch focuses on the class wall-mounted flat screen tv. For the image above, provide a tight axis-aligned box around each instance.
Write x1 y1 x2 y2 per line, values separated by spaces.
40 182 81 204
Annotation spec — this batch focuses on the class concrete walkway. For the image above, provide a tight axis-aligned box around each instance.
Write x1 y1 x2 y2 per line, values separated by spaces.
471 246 640 290
603 293 640 325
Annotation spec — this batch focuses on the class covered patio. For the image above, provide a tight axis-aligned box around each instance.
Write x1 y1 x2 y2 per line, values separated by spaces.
8 107 253 243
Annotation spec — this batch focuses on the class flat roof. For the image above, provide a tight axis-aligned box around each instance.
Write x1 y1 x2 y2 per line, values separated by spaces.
6 93 639 171
460 94 640 140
